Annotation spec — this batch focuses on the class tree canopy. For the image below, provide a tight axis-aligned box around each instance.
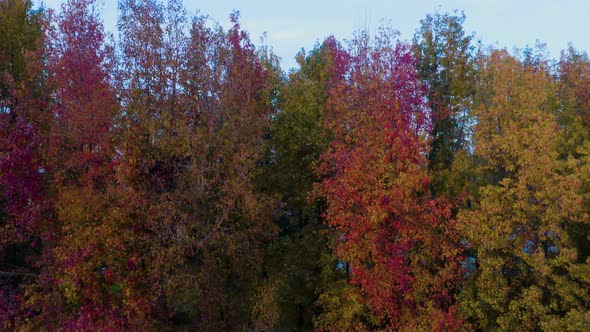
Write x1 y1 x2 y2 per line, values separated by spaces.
1 1 589 330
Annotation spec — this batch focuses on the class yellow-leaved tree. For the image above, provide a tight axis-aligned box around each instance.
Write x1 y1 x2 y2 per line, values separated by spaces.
458 49 590 331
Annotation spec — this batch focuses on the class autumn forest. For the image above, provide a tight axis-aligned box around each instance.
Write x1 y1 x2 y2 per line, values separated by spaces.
1 0 589 330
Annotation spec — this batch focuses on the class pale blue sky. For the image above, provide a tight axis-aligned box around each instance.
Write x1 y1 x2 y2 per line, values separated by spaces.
43 0 590 71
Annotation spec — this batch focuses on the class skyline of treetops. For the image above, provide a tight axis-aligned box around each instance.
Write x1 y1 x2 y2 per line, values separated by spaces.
1 0 589 330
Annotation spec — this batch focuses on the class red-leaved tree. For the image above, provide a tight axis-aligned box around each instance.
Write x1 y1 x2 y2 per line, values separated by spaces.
319 29 464 330
39 0 136 329
0 0 50 329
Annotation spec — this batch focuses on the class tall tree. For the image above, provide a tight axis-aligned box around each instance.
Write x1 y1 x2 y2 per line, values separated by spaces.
555 45 590 329
254 42 331 330
413 11 476 197
254 38 374 331
116 1 277 328
0 0 50 329
458 49 590 330
27 0 141 329
319 28 464 330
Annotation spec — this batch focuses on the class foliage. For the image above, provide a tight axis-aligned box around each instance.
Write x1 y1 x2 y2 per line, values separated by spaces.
255 42 329 330
0 0 49 329
319 28 464 330
115 1 278 329
458 49 590 331
413 11 476 197
1 2 589 331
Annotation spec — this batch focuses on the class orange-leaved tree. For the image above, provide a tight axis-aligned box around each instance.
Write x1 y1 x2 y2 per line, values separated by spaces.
116 0 278 328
